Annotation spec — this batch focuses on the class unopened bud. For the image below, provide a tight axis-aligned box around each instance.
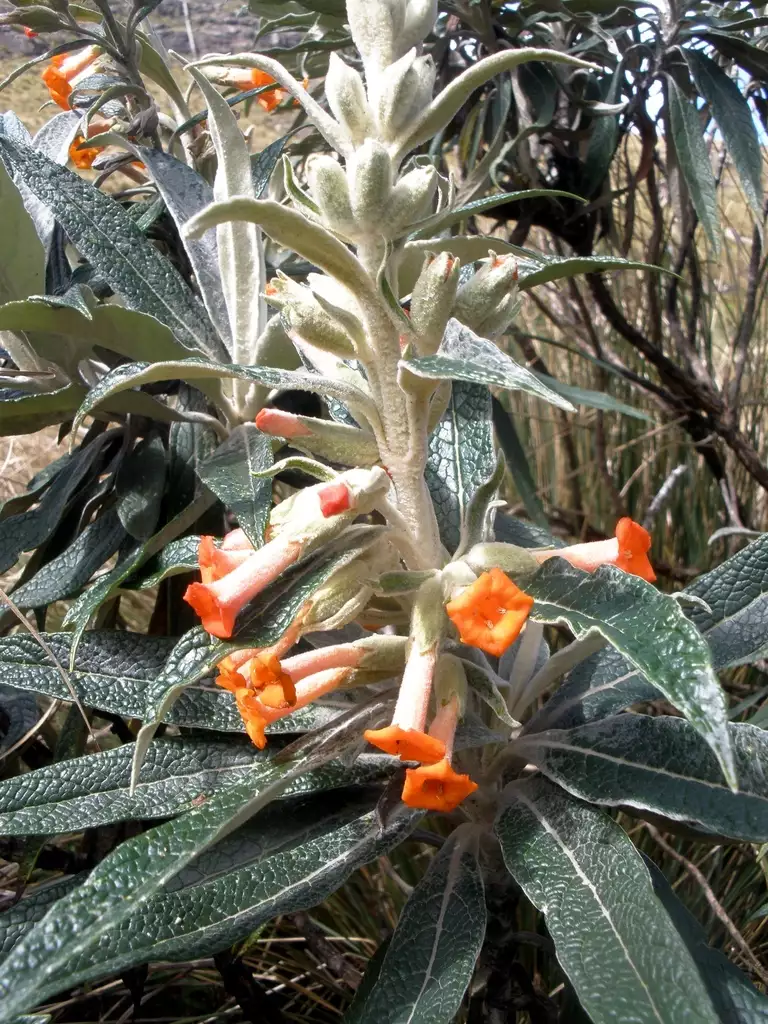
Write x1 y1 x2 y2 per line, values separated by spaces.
474 291 522 340
255 408 380 466
453 254 519 333
372 50 436 142
402 0 438 51
325 53 373 147
434 654 469 715
306 154 356 238
265 274 356 358
346 0 406 75
349 139 392 231
410 252 460 354
303 547 394 631
411 575 447 653
383 165 437 238
0 5 66 30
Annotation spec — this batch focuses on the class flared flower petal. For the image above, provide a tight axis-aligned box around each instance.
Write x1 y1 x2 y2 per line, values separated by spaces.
533 517 656 583
250 651 297 708
364 724 445 764
446 568 533 657
235 667 352 749
401 759 478 812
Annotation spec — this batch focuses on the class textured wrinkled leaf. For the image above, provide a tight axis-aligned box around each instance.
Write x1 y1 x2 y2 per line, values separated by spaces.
685 50 763 224
460 659 518 728
71 359 377 437
197 424 272 548
17 803 418 1005
11 509 125 609
0 686 38 755
519 560 734 787
0 630 333 735
0 733 393 836
494 511 558 549
425 381 495 553
0 302 194 368
0 436 108 574
684 533 768 669
0 133 226 360
251 134 292 197
517 715 768 843
404 320 573 411
0 385 83 436
130 535 200 589
491 398 548 528
165 385 218 519
347 829 486 1024
115 434 166 540
667 75 720 252
0 878 81 963
496 776 718 1024
0 743 350 1019
646 857 768 1022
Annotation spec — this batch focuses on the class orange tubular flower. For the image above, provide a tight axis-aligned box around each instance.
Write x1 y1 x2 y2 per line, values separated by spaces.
220 528 254 551
401 696 478 812
446 568 534 657
365 643 445 764
255 407 312 440
42 46 100 109
184 534 301 638
69 137 100 169
198 535 253 584
249 651 296 708
533 517 656 583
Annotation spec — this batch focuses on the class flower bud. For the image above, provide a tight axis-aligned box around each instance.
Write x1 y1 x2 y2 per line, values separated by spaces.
473 291 521 340
372 50 436 142
410 252 461 354
265 274 357 358
255 408 380 466
348 139 392 231
346 0 407 75
306 155 357 238
402 0 438 51
325 53 373 147
383 165 437 238
453 254 519 333
0 6 66 30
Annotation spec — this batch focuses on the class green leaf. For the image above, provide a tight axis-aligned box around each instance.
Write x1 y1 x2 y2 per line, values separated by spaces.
518 560 735 787
496 776 719 1024
646 856 768 1022
0 302 195 369
115 434 166 541
10 509 126 609
0 133 227 360
0 157 44 304
0 385 84 437
0 737 367 1019
0 733 393 836
0 435 109 574
347 827 486 1024
71 359 378 437
414 188 585 238
425 381 495 553
404 320 574 411
491 398 548 529
685 49 763 224
18 802 419 1004
0 627 333 736
518 254 667 291
460 658 518 728
129 535 200 589
197 424 272 548
0 878 81 964
165 385 218 520
531 372 652 421
693 31 768 87
683 533 768 669
0 685 38 755
516 715 768 843
666 75 720 252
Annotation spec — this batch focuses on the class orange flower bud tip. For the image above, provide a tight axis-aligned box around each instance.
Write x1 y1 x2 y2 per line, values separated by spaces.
401 759 478 812
318 481 351 518
183 582 236 638
24 27 38 38
255 408 312 439
364 725 445 764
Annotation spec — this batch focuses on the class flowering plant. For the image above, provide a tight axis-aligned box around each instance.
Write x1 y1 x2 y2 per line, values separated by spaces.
0 1 766 1021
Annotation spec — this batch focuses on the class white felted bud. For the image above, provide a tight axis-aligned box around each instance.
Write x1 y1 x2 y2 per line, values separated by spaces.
265 274 357 357
410 252 461 354
346 0 407 75
348 139 393 231
325 53 373 147
383 164 438 238
453 254 519 332
402 0 438 51
372 50 436 141
306 154 356 237
474 291 522 339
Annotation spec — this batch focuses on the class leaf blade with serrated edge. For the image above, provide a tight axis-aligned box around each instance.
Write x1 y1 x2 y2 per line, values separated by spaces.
0 132 227 360
404 319 574 411
516 559 735 788
346 826 486 1024
496 776 719 1024
516 715 768 843
666 74 720 253
197 424 272 548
